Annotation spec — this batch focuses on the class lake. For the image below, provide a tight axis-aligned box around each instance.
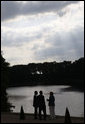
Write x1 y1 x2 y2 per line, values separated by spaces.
7 85 84 117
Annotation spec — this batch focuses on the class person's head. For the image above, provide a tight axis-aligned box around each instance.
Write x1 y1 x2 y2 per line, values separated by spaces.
50 92 53 96
39 90 43 95
34 91 38 95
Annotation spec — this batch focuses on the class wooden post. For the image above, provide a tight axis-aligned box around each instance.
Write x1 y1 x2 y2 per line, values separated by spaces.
64 107 72 123
20 106 25 120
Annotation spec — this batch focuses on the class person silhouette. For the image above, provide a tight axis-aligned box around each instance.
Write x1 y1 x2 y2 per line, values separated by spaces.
38 91 46 120
33 91 38 119
47 92 55 119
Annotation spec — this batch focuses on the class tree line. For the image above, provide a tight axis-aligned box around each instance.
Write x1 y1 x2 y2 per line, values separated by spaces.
8 57 84 89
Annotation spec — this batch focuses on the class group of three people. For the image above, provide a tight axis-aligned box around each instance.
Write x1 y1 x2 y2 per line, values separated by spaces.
33 90 55 120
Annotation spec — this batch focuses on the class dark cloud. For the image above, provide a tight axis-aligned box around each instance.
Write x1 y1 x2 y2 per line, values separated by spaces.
1 31 43 47
34 26 84 61
46 27 84 48
1 1 79 21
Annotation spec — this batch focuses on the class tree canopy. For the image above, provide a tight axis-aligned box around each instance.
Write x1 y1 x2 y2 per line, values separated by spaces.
1 54 12 112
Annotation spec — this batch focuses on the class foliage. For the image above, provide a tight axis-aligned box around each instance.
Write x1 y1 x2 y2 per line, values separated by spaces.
9 57 84 90
1 54 11 112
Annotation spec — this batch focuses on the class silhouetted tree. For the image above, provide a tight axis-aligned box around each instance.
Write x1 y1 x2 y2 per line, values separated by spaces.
1 53 11 112
64 107 72 123
20 106 25 120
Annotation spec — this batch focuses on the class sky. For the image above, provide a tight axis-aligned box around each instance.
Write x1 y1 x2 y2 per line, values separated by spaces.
1 1 84 66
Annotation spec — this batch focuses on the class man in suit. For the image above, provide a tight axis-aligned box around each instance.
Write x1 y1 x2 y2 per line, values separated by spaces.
38 91 46 120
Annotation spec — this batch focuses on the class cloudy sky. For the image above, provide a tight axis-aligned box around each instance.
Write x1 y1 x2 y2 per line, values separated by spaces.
1 1 84 66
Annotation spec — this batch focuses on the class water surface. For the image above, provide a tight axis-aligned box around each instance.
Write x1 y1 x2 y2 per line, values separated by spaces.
7 85 84 117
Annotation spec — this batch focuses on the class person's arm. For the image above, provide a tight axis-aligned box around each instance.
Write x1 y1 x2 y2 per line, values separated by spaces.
47 96 50 101
53 96 55 105
43 96 46 106
33 96 35 107
53 96 55 101
47 99 49 101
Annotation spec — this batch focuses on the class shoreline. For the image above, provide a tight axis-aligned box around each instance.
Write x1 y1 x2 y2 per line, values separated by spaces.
1 112 84 123
7 84 84 92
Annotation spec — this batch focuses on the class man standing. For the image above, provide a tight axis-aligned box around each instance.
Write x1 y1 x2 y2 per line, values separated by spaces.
33 91 38 119
38 91 46 120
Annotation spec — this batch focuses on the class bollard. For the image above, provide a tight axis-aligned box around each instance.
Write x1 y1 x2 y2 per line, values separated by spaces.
20 106 25 120
64 107 72 123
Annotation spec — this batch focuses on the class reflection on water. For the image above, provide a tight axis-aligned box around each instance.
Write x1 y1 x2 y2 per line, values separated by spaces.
7 85 84 117
8 95 28 100
60 86 84 92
